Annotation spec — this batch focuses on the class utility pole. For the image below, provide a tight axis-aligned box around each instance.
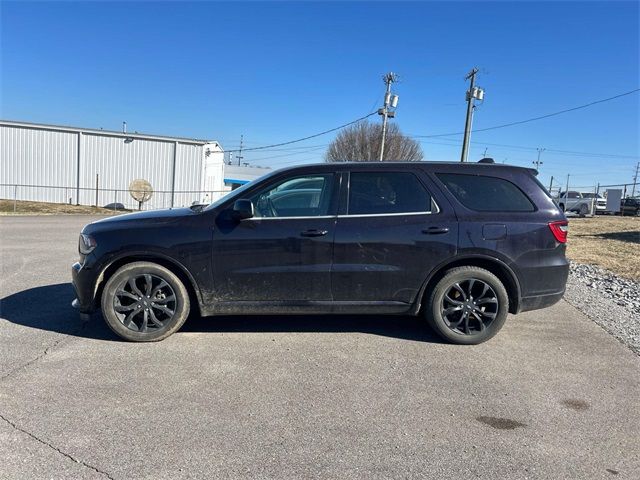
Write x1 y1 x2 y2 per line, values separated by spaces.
460 67 484 162
534 148 545 171
565 174 570 196
378 72 399 161
237 134 244 166
632 161 639 197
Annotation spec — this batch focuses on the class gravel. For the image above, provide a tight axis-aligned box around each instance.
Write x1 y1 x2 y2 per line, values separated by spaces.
564 263 640 355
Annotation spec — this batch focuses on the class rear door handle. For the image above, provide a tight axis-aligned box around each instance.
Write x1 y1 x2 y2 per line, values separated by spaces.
300 229 328 237
422 226 449 235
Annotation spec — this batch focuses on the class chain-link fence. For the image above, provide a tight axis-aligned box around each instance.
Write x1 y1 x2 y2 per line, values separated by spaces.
0 183 232 212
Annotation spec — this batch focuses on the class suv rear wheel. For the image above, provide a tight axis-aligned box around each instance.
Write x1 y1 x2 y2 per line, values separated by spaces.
101 261 190 342
425 266 509 345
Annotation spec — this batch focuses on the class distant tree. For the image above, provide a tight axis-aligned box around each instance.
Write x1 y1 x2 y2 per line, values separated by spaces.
325 120 424 162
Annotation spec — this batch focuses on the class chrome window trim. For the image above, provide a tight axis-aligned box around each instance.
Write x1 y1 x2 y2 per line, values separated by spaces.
243 210 438 220
337 211 435 218
245 215 336 221
243 196 440 220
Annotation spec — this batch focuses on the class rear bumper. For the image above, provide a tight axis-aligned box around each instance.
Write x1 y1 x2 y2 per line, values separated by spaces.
515 255 569 313
519 290 565 313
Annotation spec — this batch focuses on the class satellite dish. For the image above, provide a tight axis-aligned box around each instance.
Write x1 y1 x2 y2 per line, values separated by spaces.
129 179 153 210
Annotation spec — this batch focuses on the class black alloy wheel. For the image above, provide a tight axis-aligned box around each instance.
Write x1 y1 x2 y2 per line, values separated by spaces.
101 261 190 342
425 266 509 345
441 278 499 335
113 274 177 333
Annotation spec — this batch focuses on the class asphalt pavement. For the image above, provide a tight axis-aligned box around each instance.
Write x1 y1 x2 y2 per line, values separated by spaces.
1 215 639 479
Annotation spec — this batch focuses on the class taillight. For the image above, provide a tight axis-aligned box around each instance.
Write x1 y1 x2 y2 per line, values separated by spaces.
548 221 568 243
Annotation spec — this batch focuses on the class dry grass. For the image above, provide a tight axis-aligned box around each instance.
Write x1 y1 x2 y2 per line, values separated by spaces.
567 215 640 281
0 199 126 215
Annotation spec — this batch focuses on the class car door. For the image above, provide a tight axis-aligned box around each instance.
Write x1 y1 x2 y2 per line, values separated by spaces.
331 169 457 311
210 172 338 308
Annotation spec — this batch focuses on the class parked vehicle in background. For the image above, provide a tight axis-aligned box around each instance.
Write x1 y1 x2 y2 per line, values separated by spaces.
103 202 126 211
581 193 607 213
557 191 604 215
72 161 569 345
619 197 640 216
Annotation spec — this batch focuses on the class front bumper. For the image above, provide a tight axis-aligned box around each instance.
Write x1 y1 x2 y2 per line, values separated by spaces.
71 261 98 314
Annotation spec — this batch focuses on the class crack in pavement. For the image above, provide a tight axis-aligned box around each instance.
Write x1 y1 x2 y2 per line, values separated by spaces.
0 333 73 381
0 412 116 480
0 321 89 382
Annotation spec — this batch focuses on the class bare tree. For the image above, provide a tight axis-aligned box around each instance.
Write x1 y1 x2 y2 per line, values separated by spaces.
325 120 424 162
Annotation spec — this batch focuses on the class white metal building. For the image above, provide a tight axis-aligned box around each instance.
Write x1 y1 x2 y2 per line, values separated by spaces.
0 120 270 210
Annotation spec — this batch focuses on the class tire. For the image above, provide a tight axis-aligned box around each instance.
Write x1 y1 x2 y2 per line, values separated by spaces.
425 266 509 345
578 204 589 217
101 261 190 342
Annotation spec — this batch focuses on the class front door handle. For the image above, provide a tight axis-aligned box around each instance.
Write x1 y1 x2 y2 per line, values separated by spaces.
422 226 450 235
300 229 328 237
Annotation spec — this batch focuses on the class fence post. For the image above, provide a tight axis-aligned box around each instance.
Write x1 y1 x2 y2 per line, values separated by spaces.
95 174 99 207
170 141 177 208
13 184 17 213
76 132 82 205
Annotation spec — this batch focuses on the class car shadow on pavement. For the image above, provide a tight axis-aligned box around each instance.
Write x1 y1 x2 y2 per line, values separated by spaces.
1 283 444 344
183 313 444 343
0 283 118 341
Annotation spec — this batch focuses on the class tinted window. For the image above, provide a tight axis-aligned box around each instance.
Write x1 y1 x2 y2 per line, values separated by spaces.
250 174 334 218
436 173 535 212
348 172 432 215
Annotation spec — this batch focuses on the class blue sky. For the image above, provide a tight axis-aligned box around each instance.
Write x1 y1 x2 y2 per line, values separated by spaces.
1 1 638 189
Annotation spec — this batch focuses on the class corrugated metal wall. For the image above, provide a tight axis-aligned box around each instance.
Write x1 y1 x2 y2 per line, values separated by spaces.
1 122 207 209
173 143 207 208
0 125 78 204
80 133 177 210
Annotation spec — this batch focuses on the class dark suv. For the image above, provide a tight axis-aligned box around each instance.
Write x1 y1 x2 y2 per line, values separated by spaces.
620 197 640 216
72 162 569 344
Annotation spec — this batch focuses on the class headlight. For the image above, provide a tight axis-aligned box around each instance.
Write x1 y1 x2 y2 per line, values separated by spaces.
79 233 97 255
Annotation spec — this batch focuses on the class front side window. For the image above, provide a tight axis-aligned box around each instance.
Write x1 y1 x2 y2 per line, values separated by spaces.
436 173 535 212
249 174 334 218
348 171 433 215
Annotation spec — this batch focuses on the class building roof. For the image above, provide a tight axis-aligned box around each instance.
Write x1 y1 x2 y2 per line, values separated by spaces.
0 119 218 147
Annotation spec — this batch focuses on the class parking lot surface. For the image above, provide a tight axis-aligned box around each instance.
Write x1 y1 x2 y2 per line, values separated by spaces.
1 215 639 479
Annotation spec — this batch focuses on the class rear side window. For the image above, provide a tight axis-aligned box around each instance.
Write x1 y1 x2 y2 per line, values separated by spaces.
348 172 432 215
436 173 535 212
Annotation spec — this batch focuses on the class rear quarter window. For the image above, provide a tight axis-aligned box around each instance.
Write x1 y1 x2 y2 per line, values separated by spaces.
436 173 535 212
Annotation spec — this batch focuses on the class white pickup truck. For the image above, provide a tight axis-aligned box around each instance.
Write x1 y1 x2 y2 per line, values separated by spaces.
557 191 606 215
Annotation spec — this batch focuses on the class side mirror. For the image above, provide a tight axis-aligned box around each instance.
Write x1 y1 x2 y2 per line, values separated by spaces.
232 199 254 220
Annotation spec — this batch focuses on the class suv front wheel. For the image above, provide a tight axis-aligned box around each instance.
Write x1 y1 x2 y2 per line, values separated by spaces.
101 261 190 342
426 266 509 345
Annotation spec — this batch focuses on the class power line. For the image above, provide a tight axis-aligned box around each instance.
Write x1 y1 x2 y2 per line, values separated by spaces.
413 88 640 138
415 137 640 160
248 145 328 162
224 112 377 153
